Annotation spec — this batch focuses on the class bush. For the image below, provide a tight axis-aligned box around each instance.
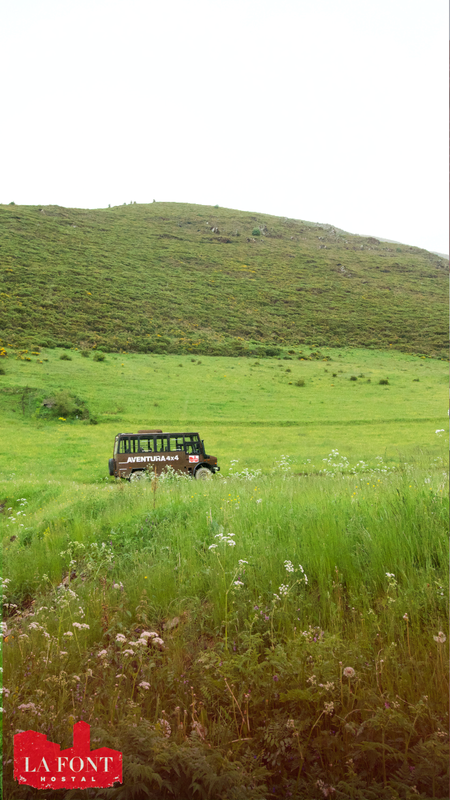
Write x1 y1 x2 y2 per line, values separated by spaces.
40 389 89 420
350 376 357 381
80 350 90 358
93 353 105 362
379 378 389 385
251 228 261 236
0 367 5 375
59 353 72 361
295 379 305 387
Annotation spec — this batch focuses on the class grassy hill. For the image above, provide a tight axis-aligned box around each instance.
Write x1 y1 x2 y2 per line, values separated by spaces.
0 202 447 358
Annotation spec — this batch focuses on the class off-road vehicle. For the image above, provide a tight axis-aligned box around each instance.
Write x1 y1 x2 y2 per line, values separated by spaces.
109 429 220 481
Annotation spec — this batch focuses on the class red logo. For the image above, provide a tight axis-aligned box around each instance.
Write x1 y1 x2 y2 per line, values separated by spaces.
14 721 122 789
189 455 199 463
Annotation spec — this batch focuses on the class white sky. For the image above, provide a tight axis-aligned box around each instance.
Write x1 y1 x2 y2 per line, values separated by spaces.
1 0 448 254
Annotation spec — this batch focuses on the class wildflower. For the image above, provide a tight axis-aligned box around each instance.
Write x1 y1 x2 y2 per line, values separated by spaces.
113 582 124 590
72 675 81 682
28 622 42 631
256 498 262 504
278 584 289 596
286 719 295 729
238 559 248 565
139 681 150 689
343 667 356 679
123 649 134 656
284 560 295 573
115 634 127 643
116 673 125 678
234 580 244 587
151 637 165 648
434 631 447 644
63 631 73 637
140 631 159 639
385 572 395 578
324 701 334 715
72 622 85 629
18 703 38 713
59 651 68 657
158 718 171 738
97 649 108 658
191 720 206 739
86 669 93 677
402 613 409 621
18 634 29 640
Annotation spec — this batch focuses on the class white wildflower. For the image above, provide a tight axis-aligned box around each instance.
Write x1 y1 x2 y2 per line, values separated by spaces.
139 681 151 689
343 667 356 679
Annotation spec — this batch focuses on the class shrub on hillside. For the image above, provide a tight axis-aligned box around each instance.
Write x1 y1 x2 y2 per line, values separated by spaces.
93 353 106 362
59 353 72 361
251 228 261 236
39 389 89 421
379 378 389 385
80 350 90 358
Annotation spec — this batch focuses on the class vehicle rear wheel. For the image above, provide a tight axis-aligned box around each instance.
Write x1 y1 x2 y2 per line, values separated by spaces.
130 470 145 482
195 466 212 480
108 459 115 476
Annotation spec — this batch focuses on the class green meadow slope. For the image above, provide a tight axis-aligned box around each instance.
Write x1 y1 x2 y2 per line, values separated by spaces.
0 202 447 358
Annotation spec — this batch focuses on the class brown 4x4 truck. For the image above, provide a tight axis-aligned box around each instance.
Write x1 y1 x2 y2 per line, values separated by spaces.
109 429 220 481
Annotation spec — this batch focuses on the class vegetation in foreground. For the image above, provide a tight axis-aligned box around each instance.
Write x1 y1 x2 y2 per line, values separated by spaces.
2 452 448 799
1 347 448 798
0 202 447 358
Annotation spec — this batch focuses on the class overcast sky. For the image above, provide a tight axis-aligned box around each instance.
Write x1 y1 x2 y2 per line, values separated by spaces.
1 0 448 254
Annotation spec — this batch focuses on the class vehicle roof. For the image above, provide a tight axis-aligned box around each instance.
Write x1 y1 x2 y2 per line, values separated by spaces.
116 431 200 436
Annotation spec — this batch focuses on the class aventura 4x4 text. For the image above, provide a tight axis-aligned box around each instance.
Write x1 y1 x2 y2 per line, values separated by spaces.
109 430 220 481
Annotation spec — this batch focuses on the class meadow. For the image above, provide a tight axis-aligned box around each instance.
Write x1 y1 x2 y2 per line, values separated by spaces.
0 202 448 359
1 347 448 799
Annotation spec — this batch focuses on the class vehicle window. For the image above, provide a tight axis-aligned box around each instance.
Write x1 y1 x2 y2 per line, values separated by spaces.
129 437 140 453
139 436 154 452
155 436 169 452
184 435 200 454
169 436 184 451
118 437 129 454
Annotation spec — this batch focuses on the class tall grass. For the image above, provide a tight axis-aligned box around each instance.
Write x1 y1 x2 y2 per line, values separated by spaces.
2 456 448 798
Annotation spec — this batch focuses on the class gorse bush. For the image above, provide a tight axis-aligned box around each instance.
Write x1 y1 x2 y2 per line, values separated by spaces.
59 352 72 361
93 352 106 362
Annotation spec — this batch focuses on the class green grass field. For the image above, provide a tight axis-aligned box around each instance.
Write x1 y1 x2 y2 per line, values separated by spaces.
0 202 448 359
1 348 448 799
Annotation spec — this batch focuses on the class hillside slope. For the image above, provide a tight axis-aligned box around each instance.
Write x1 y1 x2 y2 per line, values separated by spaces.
0 202 447 357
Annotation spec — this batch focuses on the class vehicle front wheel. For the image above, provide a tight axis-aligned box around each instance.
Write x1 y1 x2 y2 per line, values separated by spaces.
108 459 115 476
195 466 212 481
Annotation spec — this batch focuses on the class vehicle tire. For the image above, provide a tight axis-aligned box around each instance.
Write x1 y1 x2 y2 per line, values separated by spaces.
108 459 115 476
195 466 212 481
130 470 145 482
